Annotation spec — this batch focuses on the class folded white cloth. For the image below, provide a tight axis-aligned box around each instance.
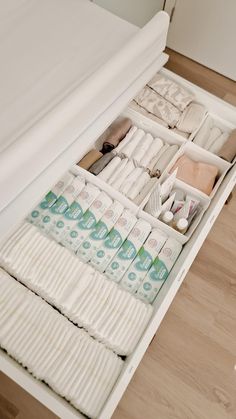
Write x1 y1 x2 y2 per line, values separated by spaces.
171 128 190 139
0 268 123 419
204 126 222 150
135 86 181 128
107 157 128 185
176 102 206 134
115 125 137 153
111 159 135 190
98 156 121 181
148 144 169 174
118 128 145 158
132 133 153 164
144 184 161 217
193 116 213 147
119 167 144 196
126 171 150 200
152 144 179 175
0 222 153 356
148 73 194 111
209 132 229 154
129 100 169 127
139 137 163 168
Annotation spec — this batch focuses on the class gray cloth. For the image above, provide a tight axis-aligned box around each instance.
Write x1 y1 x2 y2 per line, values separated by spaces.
89 151 115 175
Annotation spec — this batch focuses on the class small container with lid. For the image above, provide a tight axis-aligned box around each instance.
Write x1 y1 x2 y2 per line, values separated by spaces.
174 218 188 234
161 211 174 226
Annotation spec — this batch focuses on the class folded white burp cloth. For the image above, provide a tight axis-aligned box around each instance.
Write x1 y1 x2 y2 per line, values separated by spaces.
118 128 145 158
114 125 138 153
193 116 213 148
119 167 144 196
139 137 163 168
0 222 153 356
110 159 135 190
0 268 123 419
107 157 128 185
98 156 121 182
208 132 229 154
132 133 153 164
126 171 150 201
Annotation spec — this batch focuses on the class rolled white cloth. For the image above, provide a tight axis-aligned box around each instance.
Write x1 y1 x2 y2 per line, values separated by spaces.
119 167 144 196
176 102 206 134
118 129 145 158
148 144 169 173
97 156 121 182
107 157 128 185
111 160 135 190
132 133 153 164
153 144 179 175
127 171 150 200
115 125 137 153
139 137 163 168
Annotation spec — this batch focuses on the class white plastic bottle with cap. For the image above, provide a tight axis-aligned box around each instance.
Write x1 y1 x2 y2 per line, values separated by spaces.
175 218 188 234
161 211 174 226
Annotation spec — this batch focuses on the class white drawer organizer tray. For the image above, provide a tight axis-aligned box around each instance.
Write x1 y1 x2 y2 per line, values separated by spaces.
0 1 236 419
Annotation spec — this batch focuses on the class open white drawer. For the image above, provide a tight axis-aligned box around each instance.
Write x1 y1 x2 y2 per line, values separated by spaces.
1 2 236 419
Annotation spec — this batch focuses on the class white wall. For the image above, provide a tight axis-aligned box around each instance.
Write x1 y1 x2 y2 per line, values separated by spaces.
94 0 164 27
165 0 236 80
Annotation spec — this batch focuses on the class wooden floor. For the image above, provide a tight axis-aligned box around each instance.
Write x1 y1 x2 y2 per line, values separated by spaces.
1 49 236 419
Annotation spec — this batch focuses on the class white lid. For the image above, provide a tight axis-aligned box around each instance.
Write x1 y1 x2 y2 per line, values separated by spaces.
0 1 169 239
176 218 188 230
162 211 173 223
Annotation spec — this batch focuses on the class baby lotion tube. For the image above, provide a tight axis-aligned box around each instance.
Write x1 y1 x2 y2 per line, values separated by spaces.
137 238 182 303
38 175 85 233
120 228 168 293
90 210 137 272
60 183 100 246
27 172 74 225
65 192 112 252
77 201 124 262
105 219 152 283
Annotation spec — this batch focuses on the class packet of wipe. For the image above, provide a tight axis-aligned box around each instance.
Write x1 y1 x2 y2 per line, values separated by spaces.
120 228 167 293
105 219 152 283
90 209 137 272
137 237 182 303
64 191 112 252
27 172 74 225
38 175 85 233
59 183 101 246
77 201 124 262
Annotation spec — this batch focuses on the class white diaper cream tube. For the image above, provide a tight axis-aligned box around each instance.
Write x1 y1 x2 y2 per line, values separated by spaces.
120 228 168 293
60 183 100 247
137 238 182 303
65 192 113 252
105 219 152 283
27 172 74 225
90 210 137 272
77 201 124 262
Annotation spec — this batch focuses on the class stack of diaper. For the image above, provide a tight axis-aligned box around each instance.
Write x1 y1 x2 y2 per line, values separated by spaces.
0 222 153 355
0 269 123 418
131 72 206 138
